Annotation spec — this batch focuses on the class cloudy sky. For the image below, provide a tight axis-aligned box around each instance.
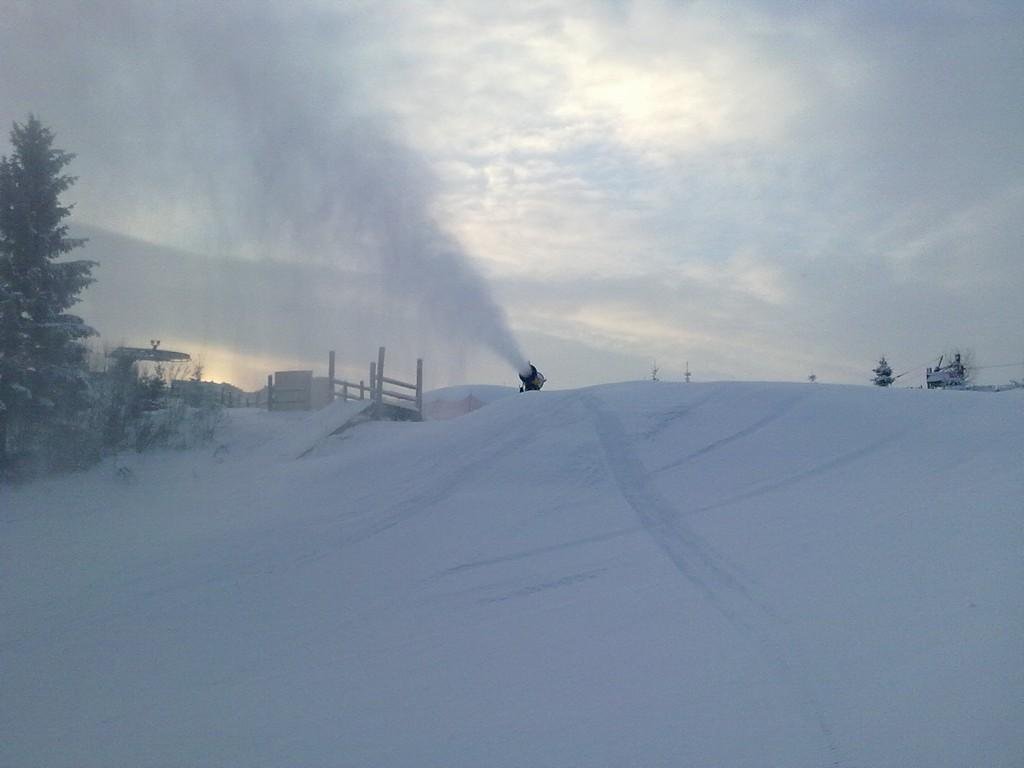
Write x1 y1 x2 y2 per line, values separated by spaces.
2 1 1022 389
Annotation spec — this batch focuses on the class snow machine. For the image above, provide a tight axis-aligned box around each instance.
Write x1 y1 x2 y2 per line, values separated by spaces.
926 353 966 389
519 363 546 392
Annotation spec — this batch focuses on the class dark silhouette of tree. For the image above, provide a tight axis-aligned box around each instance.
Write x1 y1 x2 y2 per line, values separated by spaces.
0 115 96 471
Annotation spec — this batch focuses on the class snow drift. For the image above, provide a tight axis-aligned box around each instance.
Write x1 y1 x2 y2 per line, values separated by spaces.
2 382 1021 766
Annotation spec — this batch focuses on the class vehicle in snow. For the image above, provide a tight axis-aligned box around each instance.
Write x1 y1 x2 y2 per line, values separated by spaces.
926 353 967 389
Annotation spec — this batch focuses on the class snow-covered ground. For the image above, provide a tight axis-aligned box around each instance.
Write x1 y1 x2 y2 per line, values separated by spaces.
2 381 1022 767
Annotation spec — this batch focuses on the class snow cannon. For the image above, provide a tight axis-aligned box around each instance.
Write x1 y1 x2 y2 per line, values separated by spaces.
518 363 546 392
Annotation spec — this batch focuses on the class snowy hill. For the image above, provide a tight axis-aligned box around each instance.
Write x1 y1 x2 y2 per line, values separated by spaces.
2 382 1022 767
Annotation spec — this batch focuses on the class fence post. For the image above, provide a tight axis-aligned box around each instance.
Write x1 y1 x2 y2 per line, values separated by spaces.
415 358 423 414
369 362 377 404
267 374 273 411
376 346 386 403
328 350 336 402
342 381 348 401
359 380 365 400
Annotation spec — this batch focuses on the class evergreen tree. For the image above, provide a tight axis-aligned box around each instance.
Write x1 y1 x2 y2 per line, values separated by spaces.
0 115 96 470
872 356 895 387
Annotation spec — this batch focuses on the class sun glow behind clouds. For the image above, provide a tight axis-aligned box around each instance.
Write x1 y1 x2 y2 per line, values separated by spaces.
189 345 325 392
334 2 813 377
553 15 803 158
4 0 1021 386
362 0 811 321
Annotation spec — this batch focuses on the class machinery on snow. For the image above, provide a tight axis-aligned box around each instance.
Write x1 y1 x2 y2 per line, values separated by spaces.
926 353 967 389
519 363 546 392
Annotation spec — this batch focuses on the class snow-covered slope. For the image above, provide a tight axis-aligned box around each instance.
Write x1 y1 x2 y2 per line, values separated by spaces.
2 382 1022 767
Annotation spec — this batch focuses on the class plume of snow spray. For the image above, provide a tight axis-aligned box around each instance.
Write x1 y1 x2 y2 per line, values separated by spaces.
177 3 530 373
1 1 529 378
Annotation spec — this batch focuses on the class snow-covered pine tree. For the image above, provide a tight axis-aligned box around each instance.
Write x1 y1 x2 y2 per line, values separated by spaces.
872 356 894 387
0 115 96 471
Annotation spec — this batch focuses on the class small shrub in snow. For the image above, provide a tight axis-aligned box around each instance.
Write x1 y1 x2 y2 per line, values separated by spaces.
872 356 895 387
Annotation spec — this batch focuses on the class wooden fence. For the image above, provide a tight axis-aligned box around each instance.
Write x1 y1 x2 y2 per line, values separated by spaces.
327 350 368 404
335 346 423 415
268 346 422 417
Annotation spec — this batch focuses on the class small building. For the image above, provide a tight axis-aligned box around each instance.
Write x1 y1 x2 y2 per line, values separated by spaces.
265 371 337 411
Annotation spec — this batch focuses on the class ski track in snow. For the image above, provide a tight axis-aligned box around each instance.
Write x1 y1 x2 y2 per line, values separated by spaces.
683 431 902 519
439 526 642 577
4 383 1020 767
639 387 724 440
480 567 608 604
332 396 582 549
582 392 845 767
652 389 810 474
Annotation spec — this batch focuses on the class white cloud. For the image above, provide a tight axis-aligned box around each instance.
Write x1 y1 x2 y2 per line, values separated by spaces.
2 0 1021 387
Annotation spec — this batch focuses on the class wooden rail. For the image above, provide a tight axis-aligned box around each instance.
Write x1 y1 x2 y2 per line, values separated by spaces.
328 347 423 416
266 347 423 416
